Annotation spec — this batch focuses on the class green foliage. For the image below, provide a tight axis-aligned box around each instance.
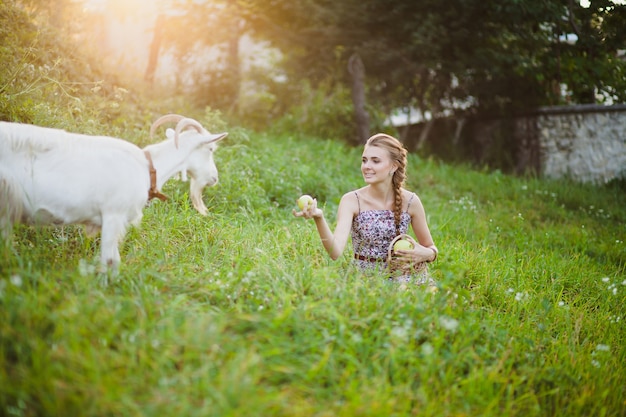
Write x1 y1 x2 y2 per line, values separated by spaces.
230 0 626 120
271 79 358 142
1 122 625 416
0 0 158 133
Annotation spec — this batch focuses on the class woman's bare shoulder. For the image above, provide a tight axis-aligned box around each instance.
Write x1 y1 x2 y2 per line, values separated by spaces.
339 189 363 213
340 189 359 204
402 189 424 210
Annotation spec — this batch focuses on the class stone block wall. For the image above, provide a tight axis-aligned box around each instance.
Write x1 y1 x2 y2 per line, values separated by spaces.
401 103 626 184
532 104 626 184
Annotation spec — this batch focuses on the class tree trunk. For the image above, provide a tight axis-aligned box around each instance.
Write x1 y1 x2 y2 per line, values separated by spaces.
144 14 165 84
226 24 242 115
414 118 434 151
348 53 370 144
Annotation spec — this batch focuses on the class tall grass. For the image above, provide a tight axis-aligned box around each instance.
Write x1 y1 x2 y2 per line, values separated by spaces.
1 129 624 417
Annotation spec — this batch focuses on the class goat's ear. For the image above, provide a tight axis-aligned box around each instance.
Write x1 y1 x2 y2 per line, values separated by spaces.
207 132 228 144
165 128 175 139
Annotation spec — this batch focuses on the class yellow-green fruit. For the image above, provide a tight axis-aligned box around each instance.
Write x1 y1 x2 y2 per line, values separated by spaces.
393 239 413 251
297 194 314 210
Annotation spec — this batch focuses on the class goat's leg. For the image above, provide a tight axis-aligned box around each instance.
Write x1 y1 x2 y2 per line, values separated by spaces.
99 215 127 270
0 178 22 242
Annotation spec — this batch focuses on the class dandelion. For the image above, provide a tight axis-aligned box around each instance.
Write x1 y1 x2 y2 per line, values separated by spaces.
258 305 264 311
595 344 610 352
601 277 610 283
421 343 434 356
558 301 565 307
591 359 601 368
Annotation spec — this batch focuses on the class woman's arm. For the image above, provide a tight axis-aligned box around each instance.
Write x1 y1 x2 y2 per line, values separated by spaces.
293 192 357 260
395 192 438 263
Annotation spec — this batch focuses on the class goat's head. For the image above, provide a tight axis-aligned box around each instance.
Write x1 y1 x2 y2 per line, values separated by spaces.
150 114 227 215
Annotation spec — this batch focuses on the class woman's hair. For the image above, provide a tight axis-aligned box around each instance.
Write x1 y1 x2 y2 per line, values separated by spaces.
365 133 408 235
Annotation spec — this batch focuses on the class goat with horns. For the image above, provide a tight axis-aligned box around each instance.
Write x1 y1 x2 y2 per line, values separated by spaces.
0 114 227 270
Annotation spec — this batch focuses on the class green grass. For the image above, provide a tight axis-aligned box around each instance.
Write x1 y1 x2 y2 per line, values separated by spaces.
1 130 625 417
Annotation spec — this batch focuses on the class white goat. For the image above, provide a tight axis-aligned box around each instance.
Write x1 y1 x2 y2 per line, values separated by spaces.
0 115 227 270
149 115 223 216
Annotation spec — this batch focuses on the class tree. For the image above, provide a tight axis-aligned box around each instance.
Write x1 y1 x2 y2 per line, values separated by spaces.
156 0 626 133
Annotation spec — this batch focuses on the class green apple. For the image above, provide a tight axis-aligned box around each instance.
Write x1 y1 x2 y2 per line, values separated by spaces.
297 194 314 210
393 239 413 252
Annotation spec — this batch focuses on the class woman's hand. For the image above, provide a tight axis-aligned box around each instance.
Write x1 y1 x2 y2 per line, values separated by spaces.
292 197 323 219
393 245 437 264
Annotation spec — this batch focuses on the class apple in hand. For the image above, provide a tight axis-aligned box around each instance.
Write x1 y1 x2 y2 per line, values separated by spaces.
393 239 414 252
297 194 314 210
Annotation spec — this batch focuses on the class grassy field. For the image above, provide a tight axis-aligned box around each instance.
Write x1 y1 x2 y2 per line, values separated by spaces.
1 127 625 417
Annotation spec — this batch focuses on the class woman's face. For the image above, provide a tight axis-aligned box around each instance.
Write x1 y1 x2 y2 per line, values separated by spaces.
361 145 396 184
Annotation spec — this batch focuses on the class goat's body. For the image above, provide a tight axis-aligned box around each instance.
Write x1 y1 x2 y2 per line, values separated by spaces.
0 120 226 269
0 122 150 267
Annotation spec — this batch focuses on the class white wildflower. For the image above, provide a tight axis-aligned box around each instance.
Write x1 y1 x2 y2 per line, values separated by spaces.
10 274 22 287
515 292 528 302
440 316 459 332
78 259 96 276
421 343 434 356
390 326 408 341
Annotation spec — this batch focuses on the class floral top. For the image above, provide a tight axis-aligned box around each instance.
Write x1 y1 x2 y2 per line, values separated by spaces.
351 192 432 284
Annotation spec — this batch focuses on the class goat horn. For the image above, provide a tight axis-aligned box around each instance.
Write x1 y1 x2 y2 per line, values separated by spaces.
174 118 204 148
149 114 185 139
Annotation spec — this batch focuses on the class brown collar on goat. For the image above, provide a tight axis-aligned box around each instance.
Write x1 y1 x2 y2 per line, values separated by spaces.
143 150 168 201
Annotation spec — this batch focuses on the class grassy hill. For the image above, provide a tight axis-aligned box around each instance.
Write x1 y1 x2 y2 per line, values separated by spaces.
1 125 625 416
1 2 625 415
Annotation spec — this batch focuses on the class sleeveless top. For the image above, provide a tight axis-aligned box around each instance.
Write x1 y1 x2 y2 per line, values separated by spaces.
351 192 433 284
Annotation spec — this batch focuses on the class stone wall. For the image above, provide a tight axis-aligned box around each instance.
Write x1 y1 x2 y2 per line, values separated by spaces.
530 104 626 184
403 104 626 185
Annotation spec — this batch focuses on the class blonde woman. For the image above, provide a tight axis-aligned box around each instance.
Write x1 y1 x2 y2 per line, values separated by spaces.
293 133 438 284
